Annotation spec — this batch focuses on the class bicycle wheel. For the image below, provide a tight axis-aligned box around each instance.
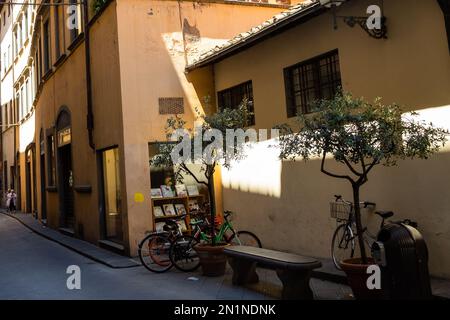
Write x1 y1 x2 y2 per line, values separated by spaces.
228 231 262 248
331 224 355 270
138 233 173 273
169 235 201 272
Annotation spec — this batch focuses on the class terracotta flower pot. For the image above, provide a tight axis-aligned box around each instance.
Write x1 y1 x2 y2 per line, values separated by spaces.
340 258 383 300
194 243 230 277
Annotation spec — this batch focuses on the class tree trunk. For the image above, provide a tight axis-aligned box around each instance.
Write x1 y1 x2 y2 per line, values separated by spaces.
207 174 216 246
352 184 368 264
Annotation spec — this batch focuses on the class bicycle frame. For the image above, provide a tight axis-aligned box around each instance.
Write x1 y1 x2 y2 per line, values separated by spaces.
339 210 378 253
192 216 237 244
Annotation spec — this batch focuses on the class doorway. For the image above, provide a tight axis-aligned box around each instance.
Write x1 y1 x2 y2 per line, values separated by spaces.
40 130 47 221
58 142 74 229
25 150 32 213
56 110 74 231
100 147 123 243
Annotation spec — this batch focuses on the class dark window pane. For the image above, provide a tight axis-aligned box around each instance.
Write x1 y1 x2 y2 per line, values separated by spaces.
284 50 341 117
217 80 255 126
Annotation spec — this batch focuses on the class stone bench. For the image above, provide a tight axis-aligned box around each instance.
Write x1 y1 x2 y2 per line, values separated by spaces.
224 246 322 300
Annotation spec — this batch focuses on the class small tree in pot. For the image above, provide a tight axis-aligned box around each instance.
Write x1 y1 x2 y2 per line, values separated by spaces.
151 101 252 276
277 92 447 293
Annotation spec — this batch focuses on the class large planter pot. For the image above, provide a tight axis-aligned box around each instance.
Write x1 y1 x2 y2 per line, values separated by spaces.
194 243 230 277
340 258 383 300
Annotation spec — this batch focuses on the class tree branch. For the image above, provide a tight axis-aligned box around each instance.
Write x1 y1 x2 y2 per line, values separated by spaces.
341 156 363 177
321 151 355 183
180 163 209 188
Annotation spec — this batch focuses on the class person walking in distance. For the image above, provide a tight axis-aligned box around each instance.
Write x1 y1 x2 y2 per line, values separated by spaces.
7 189 17 213
6 189 11 212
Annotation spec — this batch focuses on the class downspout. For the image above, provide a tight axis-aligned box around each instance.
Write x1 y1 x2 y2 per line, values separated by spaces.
83 0 95 151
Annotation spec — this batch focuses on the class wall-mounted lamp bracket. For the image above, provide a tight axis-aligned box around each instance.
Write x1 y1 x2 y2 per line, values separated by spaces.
341 15 387 39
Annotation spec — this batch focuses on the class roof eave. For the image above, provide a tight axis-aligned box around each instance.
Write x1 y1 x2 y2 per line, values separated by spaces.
185 3 326 72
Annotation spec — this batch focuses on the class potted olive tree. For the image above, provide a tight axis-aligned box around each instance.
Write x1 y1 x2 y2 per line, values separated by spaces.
151 101 252 276
277 91 447 297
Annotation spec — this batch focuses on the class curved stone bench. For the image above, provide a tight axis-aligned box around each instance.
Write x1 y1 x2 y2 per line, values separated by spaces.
224 246 322 300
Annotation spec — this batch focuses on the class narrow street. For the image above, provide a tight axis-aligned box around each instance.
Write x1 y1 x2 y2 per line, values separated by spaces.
0 213 267 300
0 213 353 300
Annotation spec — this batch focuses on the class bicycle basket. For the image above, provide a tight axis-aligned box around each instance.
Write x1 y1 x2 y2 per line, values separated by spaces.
330 202 353 221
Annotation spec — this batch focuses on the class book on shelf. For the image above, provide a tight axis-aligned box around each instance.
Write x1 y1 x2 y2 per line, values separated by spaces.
177 220 187 232
175 204 187 216
188 199 200 212
175 184 188 197
162 203 177 216
186 185 199 196
151 188 163 198
160 185 175 198
153 206 165 218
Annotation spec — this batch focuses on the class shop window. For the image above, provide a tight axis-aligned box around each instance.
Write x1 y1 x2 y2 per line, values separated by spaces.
149 143 176 188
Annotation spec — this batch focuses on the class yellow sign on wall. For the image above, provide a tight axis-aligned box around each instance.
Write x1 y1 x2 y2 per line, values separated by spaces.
134 192 145 203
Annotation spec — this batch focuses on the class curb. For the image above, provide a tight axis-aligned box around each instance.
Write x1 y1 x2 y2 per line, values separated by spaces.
1 211 141 269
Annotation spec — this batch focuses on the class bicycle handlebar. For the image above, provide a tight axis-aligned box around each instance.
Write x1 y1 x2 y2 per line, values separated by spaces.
334 195 376 208
363 201 376 208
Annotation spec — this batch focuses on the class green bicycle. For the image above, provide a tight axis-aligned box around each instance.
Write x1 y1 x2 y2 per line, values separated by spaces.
169 210 262 272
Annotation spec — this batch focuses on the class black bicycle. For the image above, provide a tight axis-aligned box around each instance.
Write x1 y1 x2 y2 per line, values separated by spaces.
330 195 417 270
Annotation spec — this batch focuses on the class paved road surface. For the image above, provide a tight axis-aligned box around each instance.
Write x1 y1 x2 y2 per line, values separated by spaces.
0 213 351 300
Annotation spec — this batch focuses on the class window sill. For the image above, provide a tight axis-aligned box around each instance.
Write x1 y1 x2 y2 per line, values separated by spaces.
53 53 67 68
42 69 53 82
68 32 85 52
74 185 92 194
46 186 57 192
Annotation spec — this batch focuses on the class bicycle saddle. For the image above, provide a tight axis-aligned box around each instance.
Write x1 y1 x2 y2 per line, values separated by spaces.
375 211 394 219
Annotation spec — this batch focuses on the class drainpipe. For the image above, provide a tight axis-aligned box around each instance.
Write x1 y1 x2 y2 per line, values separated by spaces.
83 0 95 151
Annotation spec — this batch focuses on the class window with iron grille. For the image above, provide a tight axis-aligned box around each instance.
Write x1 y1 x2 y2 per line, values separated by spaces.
217 80 254 126
284 50 341 117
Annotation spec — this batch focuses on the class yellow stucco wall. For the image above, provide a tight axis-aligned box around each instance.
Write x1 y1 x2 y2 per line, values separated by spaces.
33 2 123 245
114 0 287 254
211 0 450 278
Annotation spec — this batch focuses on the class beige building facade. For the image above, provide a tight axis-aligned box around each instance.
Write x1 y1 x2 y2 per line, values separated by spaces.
187 0 450 278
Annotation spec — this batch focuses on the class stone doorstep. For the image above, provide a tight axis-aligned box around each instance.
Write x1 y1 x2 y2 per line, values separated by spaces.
1 210 449 299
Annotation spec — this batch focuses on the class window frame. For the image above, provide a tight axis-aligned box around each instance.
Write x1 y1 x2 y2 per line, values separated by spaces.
217 80 255 126
284 49 342 117
42 15 51 74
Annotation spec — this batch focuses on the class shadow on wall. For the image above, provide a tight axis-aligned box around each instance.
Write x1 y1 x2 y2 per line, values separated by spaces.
222 148 450 279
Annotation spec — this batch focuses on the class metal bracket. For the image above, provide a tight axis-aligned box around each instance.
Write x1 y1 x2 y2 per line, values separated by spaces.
342 16 388 39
